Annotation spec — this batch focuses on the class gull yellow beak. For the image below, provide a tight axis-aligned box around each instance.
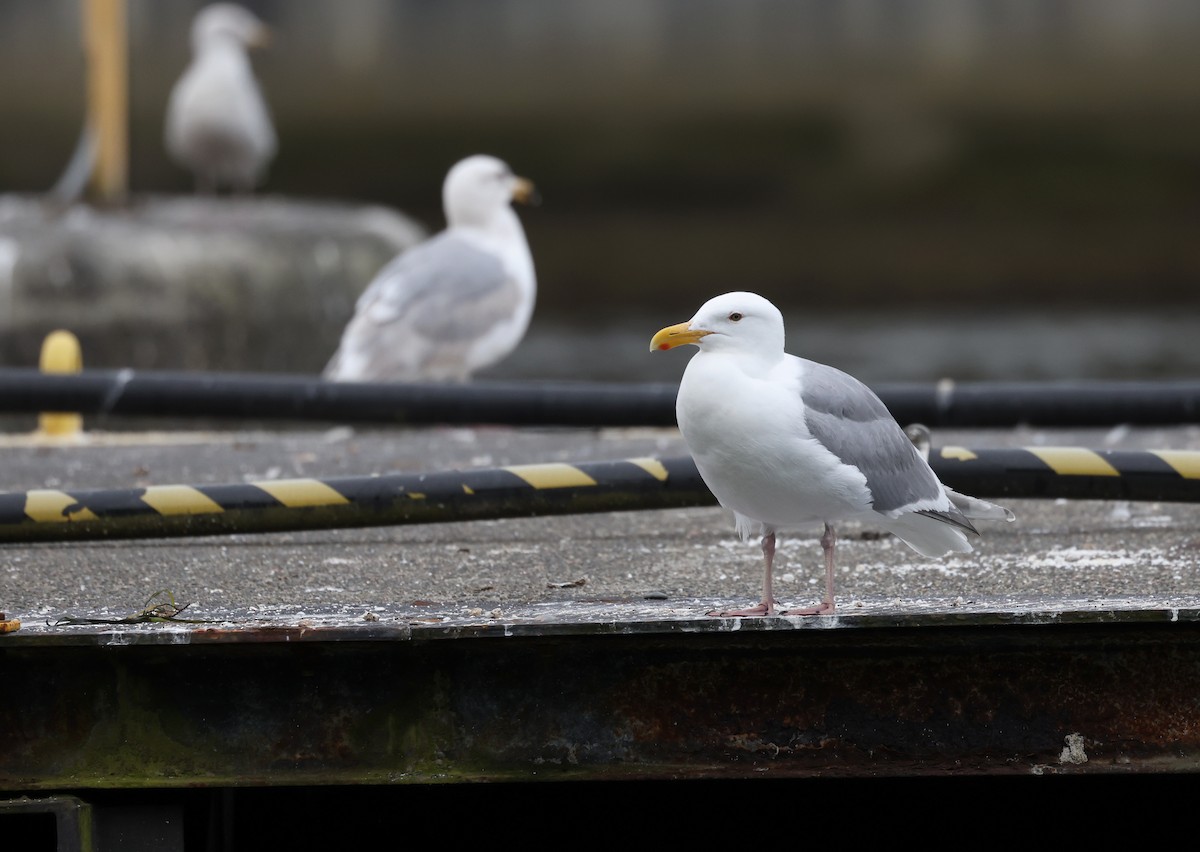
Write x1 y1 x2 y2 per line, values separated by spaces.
511 176 540 206
650 321 711 352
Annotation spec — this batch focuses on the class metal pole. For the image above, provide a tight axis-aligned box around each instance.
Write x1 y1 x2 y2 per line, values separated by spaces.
84 0 128 203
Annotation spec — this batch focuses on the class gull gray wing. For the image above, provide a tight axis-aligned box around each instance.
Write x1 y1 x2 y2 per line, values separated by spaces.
325 232 519 380
800 360 970 523
358 232 517 337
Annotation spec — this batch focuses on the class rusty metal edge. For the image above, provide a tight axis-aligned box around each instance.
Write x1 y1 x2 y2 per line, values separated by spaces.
4 601 1200 647
4 614 1200 787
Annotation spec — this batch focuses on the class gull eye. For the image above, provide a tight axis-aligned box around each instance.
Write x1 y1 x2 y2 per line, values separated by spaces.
728 312 743 322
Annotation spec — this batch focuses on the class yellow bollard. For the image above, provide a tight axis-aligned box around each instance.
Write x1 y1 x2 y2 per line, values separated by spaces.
36 330 85 440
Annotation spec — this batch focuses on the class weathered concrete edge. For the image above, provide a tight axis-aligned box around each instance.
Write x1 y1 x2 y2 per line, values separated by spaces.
6 596 1199 646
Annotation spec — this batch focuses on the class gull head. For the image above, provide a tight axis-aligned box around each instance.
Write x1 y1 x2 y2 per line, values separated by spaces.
443 155 538 228
650 291 785 356
192 3 271 54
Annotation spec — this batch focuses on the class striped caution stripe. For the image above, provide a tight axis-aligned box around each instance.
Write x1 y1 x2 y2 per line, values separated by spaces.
0 448 1198 544
932 446 1200 503
0 456 709 543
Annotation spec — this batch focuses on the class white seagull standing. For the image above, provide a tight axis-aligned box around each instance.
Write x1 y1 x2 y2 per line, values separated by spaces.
324 154 538 382
165 3 276 193
650 292 1013 617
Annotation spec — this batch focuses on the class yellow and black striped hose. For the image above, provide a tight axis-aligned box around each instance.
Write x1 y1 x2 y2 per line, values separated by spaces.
0 456 708 543
0 447 1197 543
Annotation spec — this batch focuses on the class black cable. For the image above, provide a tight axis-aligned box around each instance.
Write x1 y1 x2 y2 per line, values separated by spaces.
2 368 1200 427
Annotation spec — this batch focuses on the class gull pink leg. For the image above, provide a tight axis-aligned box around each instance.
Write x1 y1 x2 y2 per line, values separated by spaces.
784 523 837 616
706 531 779 617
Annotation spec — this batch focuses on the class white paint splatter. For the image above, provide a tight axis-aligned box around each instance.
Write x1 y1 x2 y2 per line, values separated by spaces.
1059 732 1088 765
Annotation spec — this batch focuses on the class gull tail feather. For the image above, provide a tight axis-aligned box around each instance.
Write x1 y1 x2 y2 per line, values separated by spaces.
884 512 976 558
904 423 1015 523
947 488 1016 522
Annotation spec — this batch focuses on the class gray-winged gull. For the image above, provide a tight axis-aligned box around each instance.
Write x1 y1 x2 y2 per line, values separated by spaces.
651 292 1014 617
165 3 276 192
324 154 538 382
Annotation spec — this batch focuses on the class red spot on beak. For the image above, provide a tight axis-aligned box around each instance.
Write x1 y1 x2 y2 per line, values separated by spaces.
658 343 671 351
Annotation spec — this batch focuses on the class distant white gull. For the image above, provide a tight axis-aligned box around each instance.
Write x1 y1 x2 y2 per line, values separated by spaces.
165 3 276 192
324 154 538 382
651 292 1014 617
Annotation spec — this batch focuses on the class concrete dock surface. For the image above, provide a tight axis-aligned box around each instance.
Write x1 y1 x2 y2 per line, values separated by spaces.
3 421 1199 630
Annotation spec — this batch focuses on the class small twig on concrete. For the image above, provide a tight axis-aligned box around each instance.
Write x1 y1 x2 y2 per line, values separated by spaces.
50 589 215 626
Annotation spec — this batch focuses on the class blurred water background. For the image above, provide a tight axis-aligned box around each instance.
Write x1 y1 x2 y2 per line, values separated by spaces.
2 0 1200 385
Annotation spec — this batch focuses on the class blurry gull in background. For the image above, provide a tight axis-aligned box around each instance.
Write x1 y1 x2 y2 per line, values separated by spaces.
651 291 1014 617
324 154 538 383
164 3 276 193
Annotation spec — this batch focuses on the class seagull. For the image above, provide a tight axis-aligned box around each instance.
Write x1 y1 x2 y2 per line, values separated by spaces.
323 154 538 382
650 292 1013 617
165 3 276 193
